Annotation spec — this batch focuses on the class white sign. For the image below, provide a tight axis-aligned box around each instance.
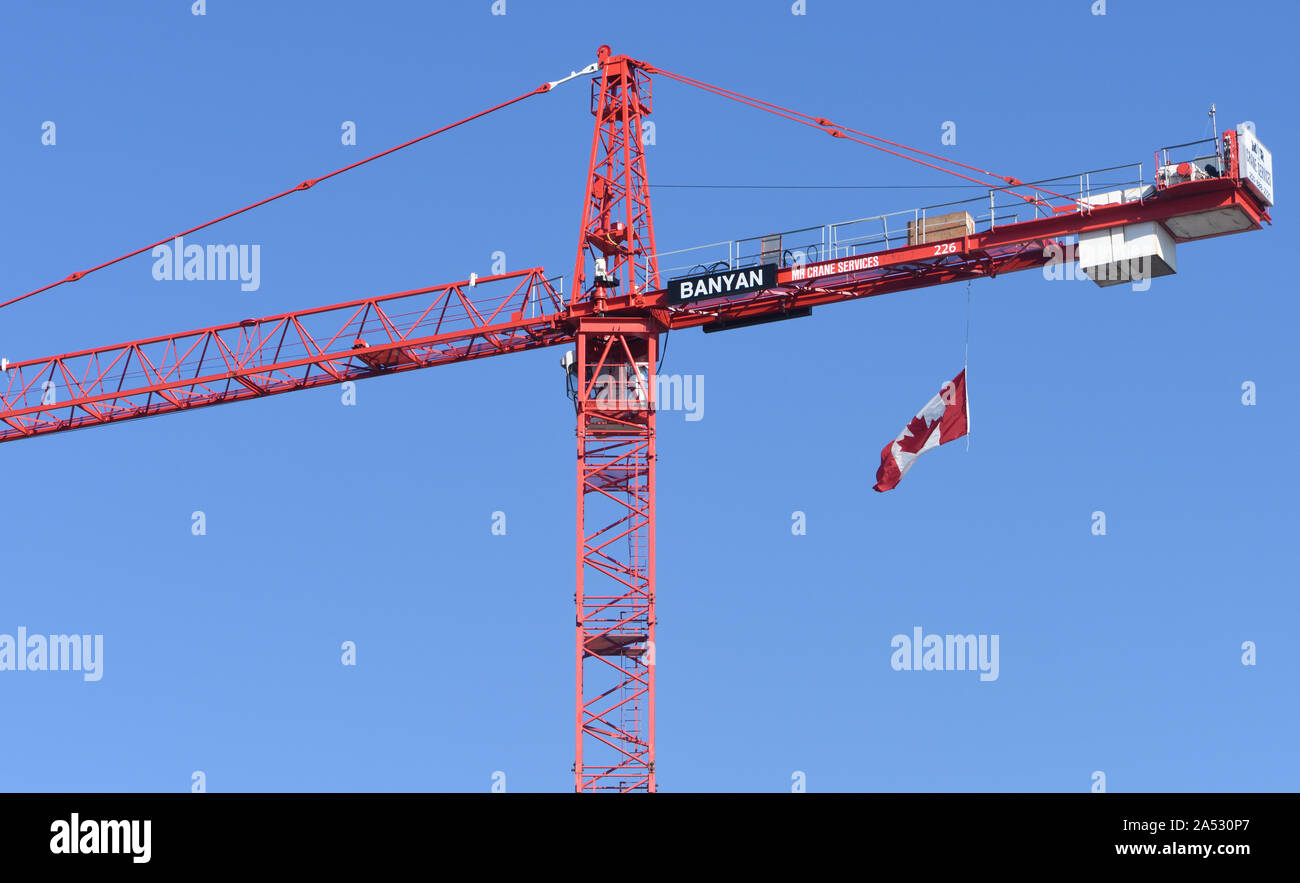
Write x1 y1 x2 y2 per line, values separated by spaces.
1237 125 1274 206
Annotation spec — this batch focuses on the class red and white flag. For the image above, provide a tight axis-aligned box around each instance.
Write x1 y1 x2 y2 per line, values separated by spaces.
873 369 969 492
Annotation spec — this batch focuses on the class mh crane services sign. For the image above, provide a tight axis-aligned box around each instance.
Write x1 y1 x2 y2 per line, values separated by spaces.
666 264 777 305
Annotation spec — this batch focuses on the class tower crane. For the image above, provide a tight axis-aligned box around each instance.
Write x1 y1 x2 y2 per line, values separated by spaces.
0 46 1273 792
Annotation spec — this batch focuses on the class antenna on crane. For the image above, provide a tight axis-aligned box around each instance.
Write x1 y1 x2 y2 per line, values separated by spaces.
1210 103 1224 173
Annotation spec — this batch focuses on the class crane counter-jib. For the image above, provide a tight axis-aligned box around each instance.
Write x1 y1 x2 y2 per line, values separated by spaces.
644 155 1270 332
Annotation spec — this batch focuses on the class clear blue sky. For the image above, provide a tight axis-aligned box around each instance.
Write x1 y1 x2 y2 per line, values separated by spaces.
1 0 1294 793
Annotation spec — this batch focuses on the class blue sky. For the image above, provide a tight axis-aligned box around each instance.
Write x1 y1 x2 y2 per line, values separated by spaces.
0 0 1294 792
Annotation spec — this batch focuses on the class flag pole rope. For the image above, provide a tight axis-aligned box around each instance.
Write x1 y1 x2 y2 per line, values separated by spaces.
964 281 972 451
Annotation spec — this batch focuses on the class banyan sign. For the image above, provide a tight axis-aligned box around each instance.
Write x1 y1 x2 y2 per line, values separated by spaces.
666 263 777 305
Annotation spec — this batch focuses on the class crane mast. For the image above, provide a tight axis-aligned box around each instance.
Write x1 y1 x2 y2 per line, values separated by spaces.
0 46 1273 793
569 47 662 791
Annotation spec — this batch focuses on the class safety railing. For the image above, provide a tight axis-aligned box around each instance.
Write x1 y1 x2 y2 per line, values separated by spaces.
649 162 1147 280
1154 136 1225 190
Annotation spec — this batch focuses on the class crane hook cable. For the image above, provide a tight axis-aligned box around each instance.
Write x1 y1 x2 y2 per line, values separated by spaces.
1 62 599 313
642 63 1077 208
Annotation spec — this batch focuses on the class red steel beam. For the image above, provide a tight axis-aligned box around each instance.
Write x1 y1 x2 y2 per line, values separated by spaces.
571 175 1271 330
0 269 566 443
571 47 660 307
574 315 659 793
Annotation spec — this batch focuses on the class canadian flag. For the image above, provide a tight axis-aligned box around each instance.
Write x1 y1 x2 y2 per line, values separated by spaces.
873 369 969 492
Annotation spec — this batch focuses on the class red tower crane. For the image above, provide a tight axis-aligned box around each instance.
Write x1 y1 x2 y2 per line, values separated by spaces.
0 47 1272 793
